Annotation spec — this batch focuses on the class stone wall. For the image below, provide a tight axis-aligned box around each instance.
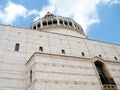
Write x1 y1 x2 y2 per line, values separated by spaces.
26 53 120 90
0 25 120 90
26 53 101 90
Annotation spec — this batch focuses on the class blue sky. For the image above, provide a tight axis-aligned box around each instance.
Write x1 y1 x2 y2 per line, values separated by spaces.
0 0 120 44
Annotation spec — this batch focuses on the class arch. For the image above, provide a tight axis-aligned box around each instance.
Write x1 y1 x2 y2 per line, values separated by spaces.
53 19 57 24
33 25 36 29
48 20 52 25
64 20 68 26
43 21 47 26
69 21 72 26
59 19 63 24
37 23 41 28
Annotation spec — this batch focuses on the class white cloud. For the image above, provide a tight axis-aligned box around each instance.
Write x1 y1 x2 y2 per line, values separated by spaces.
38 0 120 33
100 0 120 6
110 0 120 6
0 0 119 31
0 1 27 24
0 1 39 25
28 10 39 16
34 0 56 21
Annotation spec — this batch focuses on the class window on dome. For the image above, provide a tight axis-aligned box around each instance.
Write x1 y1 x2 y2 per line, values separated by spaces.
15 43 20 51
53 19 57 24
37 23 41 28
64 21 68 26
43 21 47 26
59 20 63 24
33 25 36 29
48 20 52 25
69 22 72 26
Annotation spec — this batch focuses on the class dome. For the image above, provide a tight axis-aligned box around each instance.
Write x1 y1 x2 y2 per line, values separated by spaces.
28 12 87 38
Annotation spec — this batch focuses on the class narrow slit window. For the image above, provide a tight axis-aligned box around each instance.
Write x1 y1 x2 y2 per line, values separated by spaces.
15 43 20 51
30 70 32 83
114 57 117 60
39 46 43 51
61 49 65 54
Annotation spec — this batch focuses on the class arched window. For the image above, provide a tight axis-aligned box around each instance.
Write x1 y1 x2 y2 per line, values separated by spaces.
81 52 85 56
15 43 20 51
61 49 65 54
39 46 43 51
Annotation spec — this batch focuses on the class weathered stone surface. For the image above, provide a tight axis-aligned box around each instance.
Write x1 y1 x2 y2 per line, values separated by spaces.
0 13 120 90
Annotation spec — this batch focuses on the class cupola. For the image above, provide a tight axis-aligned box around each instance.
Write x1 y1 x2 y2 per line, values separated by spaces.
28 12 87 38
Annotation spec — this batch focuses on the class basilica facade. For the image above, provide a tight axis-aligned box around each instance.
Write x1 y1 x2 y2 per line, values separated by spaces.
0 12 120 90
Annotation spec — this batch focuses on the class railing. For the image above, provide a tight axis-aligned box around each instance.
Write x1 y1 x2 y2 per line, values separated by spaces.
102 78 117 90
103 85 117 90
